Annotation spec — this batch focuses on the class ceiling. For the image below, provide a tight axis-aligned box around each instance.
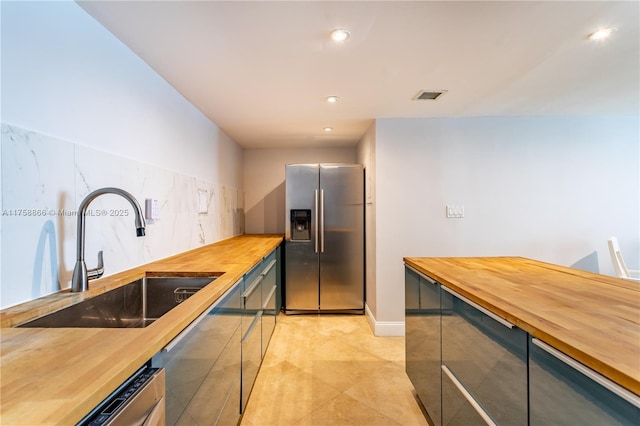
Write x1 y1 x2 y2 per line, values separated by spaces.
78 1 639 149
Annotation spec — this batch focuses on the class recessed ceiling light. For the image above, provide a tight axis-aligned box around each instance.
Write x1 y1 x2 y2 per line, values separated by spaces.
588 27 616 41
323 127 333 132
326 96 340 103
330 29 351 42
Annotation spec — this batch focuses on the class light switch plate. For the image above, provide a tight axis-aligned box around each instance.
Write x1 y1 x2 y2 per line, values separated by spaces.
446 204 465 218
145 198 160 221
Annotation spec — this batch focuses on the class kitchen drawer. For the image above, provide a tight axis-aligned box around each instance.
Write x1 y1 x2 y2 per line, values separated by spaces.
242 263 263 319
405 266 420 311
241 310 262 413
244 260 263 293
275 245 282 313
261 282 277 358
175 323 241 425
261 252 278 349
441 286 527 425
260 253 277 308
216 373 242 426
155 280 242 425
529 337 640 425
405 265 441 425
263 250 277 272
442 364 493 425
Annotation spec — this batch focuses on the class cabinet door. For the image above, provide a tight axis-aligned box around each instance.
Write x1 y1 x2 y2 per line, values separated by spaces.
275 245 282 313
156 281 242 425
261 251 278 358
441 286 527 426
241 310 263 413
211 324 242 426
405 266 420 310
529 338 640 425
241 259 266 414
441 364 493 426
243 263 263 318
405 265 441 425
177 323 242 426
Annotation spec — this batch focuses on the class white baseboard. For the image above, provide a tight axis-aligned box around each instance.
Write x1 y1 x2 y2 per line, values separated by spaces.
364 303 405 337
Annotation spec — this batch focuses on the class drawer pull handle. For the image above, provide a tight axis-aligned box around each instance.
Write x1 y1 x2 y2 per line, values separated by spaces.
261 259 277 277
262 285 277 309
241 311 263 343
532 338 640 408
242 275 263 300
442 365 496 426
405 264 438 286
443 286 514 329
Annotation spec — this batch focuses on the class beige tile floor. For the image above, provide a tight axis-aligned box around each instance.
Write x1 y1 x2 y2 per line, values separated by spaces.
240 314 429 426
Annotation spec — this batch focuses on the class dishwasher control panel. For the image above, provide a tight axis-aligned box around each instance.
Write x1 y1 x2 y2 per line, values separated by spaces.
78 367 164 426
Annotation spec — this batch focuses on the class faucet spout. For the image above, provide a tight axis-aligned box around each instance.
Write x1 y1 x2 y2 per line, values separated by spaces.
71 187 146 292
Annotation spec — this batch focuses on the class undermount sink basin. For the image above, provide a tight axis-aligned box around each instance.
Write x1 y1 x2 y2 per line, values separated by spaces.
19 276 219 328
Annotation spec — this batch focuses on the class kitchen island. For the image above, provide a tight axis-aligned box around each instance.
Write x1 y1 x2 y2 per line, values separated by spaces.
405 256 640 425
0 234 282 425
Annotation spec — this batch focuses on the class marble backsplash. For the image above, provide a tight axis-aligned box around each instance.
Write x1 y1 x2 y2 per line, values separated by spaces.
0 123 244 309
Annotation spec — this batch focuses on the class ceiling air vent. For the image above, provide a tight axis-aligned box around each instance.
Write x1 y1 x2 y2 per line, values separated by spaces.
413 90 447 101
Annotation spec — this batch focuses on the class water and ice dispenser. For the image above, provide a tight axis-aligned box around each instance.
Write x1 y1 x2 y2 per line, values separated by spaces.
290 209 311 241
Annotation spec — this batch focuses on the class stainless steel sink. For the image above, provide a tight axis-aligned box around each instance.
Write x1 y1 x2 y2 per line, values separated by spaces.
19 276 218 328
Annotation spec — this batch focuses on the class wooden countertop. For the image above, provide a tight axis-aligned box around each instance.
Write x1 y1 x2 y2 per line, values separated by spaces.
404 256 640 396
0 234 282 425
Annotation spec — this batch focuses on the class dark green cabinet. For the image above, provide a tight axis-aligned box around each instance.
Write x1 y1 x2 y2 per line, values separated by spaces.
405 263 640 426
241 246 281 413
405 265 527 426
529 337 640 425
261 251 278 358
405 264 640 426
155 245 281 425
441 364 491 425
154 279 243 425
241 261 263 414
405 265 441 425
441 286 527 426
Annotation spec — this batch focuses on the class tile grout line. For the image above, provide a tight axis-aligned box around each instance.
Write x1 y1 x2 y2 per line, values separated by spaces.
241 315 428 426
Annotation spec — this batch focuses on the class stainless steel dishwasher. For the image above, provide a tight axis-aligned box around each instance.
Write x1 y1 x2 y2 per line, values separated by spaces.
78 366 165 426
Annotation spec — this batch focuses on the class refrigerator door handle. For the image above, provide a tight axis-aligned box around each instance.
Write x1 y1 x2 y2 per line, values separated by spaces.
320 189 325 253
314 189 319 253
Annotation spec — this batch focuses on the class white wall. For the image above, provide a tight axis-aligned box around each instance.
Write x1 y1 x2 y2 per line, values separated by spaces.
1 1 242 188
0 1 244 308
244 147 357 234
356 124 377 329
373 116 640 330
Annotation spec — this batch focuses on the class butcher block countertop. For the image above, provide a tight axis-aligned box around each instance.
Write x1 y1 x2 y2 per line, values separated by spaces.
404 256 640 397
0 234 282 425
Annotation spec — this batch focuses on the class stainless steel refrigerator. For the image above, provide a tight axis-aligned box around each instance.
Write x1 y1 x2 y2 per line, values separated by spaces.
284 163 364 313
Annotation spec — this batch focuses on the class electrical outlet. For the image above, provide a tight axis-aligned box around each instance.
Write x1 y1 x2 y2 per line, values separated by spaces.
446 204 465 218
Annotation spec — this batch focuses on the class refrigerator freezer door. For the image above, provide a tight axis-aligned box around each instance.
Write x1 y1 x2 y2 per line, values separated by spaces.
319 164 364 310
285 164 320 311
